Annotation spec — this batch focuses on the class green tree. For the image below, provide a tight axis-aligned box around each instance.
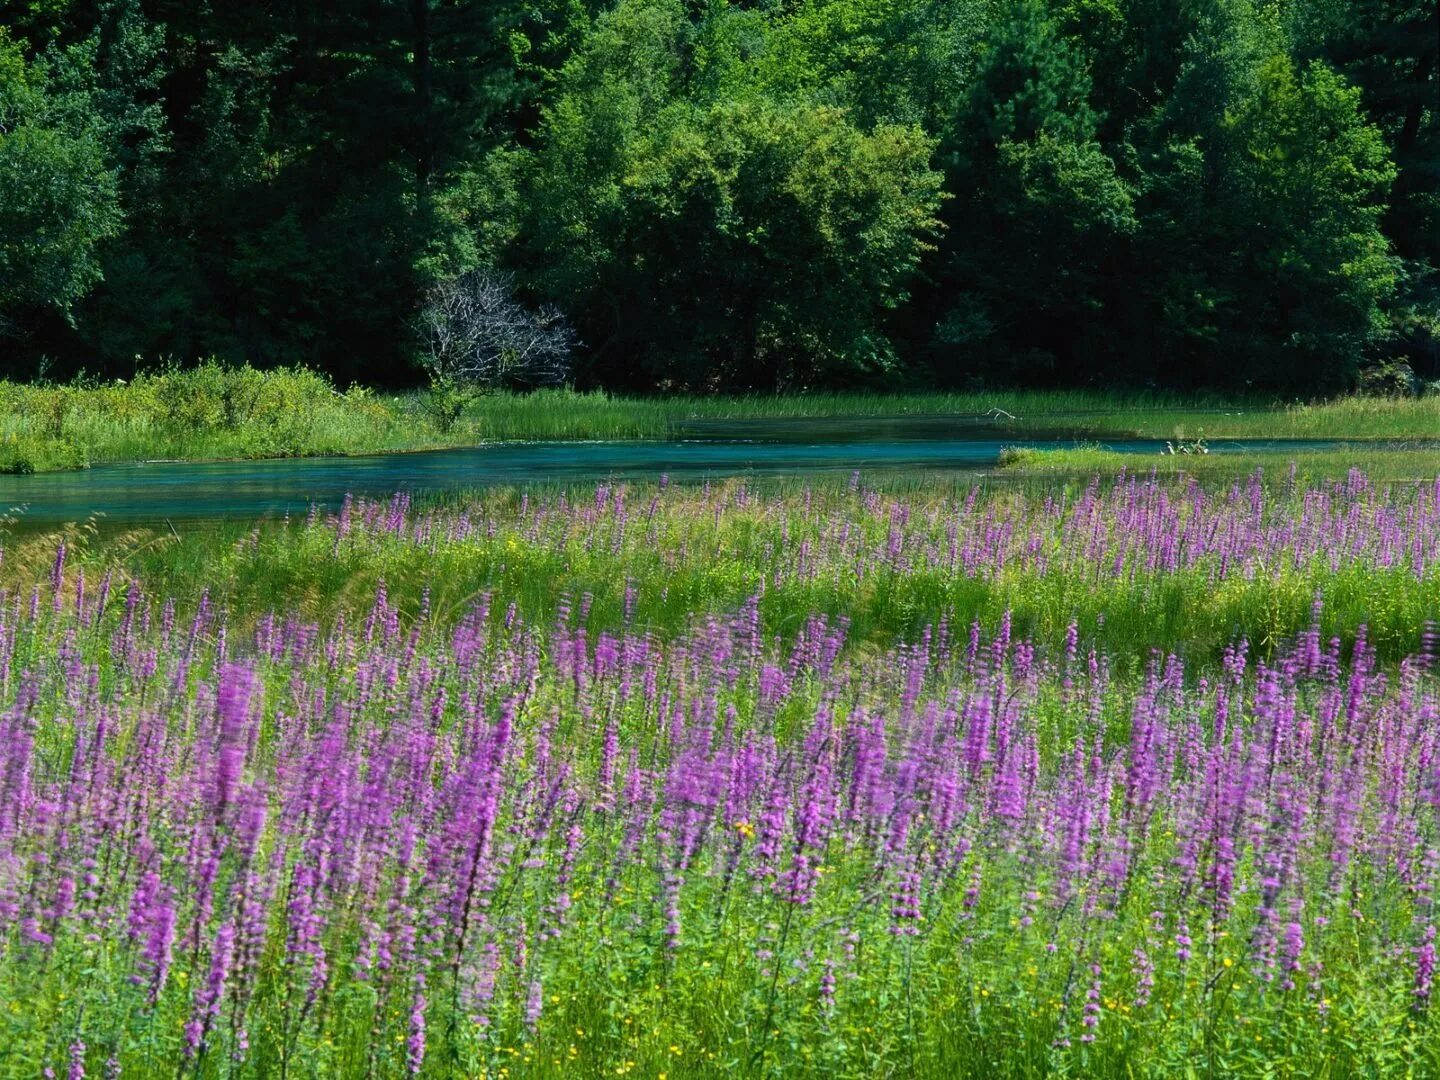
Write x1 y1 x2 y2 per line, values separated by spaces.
1287 0 1438 378
1217 56 1396 384
927 0 1135 383
0 0 1423 394
527 0 943 389
748 0 986 131
2 0 573 382
1121 5 1397 388
0 29 122 335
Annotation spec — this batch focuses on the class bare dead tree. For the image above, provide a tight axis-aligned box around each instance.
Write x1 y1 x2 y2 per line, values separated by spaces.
417 270 576 390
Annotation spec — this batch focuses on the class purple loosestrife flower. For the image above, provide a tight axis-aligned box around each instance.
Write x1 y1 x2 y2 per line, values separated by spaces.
1081 964 1101 1043
1282 897 1305 991
847 709 890 830
663 863 684 950
184 923 234 1058
752 779 788 889
542 817 584 942
819 958 837 1015
889 851 923 936
780 715 836 906
1132 948 1154 1008
407 979 427 1075
1416 924 1437 1008
214 663 256 817
1175 920 1192 964
471 940 501 1029
962 865 982 916
137 884 176 1006
598 720 620 813
5 480 1440 1072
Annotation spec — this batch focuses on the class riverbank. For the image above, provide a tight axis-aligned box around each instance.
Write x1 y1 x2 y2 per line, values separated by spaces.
994 443 1440 482
4 363 1440 473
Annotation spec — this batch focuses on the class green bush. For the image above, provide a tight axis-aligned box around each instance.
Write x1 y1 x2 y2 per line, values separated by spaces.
0 430 87 473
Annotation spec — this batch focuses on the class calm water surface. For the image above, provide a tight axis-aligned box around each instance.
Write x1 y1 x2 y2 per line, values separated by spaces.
0 417 1390 529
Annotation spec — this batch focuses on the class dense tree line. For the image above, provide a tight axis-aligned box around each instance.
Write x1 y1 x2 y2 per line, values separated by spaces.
0 0 1435 392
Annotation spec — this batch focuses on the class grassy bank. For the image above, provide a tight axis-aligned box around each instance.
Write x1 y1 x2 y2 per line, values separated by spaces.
996 443 1440 482
11 469 1439 665
4 363 1440 473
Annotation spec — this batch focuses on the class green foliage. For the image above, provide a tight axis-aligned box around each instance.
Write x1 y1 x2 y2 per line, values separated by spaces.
1212 55 1396 384
0 363 414 466
922 0 1405 390
0 29 121 319
966 0 1098 145
930 0 1135 381
4 372 1440 475
1287 0 1438 255
24 466 1440 668
421 374 484 434
4 506 1440 1077
0 0 1431 392
1 0 558 382
528 0 943 389
747 0 986 130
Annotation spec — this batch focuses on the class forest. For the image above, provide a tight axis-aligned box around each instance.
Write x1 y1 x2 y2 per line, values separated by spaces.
0 0 1435 393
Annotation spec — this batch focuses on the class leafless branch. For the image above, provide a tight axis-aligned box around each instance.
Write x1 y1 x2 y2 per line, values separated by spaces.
417 270 576 390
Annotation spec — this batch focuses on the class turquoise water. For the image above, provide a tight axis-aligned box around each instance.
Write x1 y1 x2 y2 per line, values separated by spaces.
0 423 1382 528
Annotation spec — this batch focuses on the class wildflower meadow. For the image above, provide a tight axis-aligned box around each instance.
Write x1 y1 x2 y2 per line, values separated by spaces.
2 470 1440 1077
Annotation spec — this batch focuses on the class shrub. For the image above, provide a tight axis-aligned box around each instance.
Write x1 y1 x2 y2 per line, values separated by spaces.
417 269 577 392
0 430 86 472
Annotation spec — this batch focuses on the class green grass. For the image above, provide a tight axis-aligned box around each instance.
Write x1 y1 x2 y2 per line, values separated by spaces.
3 466 1440 1077
3 364 1439 473
995 443 1440 482
6 557 1438 1078
977 390 1440 440
13 468 1439 666
460 388 1440 441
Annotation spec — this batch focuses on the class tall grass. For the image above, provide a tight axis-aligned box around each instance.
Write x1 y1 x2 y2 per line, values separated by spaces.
12 469 1440 665
0 366 406 472
2 363 1438 473
464 388 1440 440
1 484 1439 1076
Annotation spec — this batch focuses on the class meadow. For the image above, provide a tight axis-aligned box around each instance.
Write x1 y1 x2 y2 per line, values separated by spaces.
0 467 1439 1077
4 363 1440 473
13 469 1440 663
7 0 1434 1068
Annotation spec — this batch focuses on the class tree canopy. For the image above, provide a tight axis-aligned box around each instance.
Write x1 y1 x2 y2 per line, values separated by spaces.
0 0 1434 391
